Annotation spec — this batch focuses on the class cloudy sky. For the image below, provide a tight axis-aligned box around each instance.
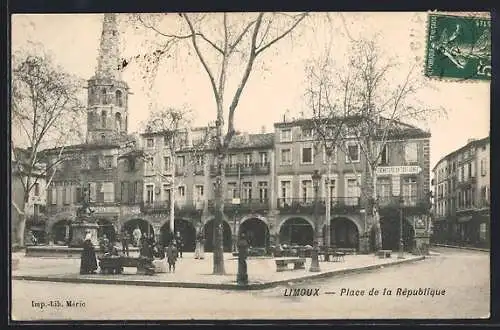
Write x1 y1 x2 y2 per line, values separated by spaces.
12 12 490 170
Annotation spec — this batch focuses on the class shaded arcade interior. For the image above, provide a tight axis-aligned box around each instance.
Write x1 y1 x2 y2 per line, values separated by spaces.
323 217 359 249
123 219 154 246
238 218 270 249
372 213 416 252
279 217 313 246
159 219 197 252
203 219 232 252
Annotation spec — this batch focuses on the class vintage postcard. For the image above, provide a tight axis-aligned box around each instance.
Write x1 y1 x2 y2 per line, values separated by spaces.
10 11 490 321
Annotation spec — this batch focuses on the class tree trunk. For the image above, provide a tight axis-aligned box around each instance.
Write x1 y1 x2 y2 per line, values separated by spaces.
212 153 226 275
15 195 29 247
325 158 332 247
371 167 383 251
170 166 175 234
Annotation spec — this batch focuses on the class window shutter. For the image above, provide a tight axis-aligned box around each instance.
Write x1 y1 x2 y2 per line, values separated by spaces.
136 181 143 203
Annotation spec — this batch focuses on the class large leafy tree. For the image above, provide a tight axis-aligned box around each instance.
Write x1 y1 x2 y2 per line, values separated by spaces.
11 47 85 246
125 12 308 274
306 39 445 251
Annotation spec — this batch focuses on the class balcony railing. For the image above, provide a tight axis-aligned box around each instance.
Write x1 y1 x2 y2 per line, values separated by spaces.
46 201 120 214
140 200 205 215
209 162 271 177
207 198 270 213
377 195 420 207
277 197 362 215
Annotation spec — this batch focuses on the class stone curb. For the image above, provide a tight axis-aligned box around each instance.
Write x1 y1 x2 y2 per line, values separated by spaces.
12 256 425 291
432 244 490 252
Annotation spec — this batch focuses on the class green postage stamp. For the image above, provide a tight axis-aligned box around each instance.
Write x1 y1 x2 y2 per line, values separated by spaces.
425 13 491 80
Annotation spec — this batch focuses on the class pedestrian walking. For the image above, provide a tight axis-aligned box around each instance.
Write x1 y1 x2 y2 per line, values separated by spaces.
166 242 178 273
237 233 249 285
177 235 184 258
133 226 142 247
121 231 130 256
195 233 201 259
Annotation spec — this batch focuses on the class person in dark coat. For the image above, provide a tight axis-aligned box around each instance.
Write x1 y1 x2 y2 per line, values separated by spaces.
166 242 178 273
80 232 98 274
140 236 154 259
121 231 130 256
237 233 249 285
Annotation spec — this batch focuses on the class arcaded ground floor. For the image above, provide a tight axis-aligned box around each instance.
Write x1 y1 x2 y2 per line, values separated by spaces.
28 210 429 253
431 215 490 249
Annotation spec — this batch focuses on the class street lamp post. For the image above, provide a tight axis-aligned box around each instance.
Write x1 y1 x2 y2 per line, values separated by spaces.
310 169 322 272
398 197 405 259
232 198 240 253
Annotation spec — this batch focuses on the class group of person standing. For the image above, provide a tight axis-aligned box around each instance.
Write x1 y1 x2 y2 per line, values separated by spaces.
79 226 187 275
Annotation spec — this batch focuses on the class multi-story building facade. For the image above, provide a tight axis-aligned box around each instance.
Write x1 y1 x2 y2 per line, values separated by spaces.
272 118 431 252
119 128 274 252
432 136 490 248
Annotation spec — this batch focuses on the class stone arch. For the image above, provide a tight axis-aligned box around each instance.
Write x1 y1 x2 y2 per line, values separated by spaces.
239 217 270 249
25 215 47 245
239 214 269 226
325 217 360 249
115 90 123 107
159 218 197 252
46 213 74 234
277 215 315 233
374 215 416 252
122 218 154 247
278 217 314 246
115 112 122 131
203 218 232 252
50 219 72 245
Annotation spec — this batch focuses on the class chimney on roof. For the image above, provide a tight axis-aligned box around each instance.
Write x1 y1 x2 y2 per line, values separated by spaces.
283 109 290 123
243 132 250 144
260 125 266 134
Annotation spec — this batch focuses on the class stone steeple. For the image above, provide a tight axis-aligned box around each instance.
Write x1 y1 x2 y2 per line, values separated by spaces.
86 13 129 144
95 13 121 80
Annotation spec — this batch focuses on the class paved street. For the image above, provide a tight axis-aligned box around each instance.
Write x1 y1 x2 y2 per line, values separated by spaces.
11 248 489 320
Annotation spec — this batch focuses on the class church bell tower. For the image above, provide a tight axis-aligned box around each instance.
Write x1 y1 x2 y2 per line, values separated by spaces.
86 13 129 144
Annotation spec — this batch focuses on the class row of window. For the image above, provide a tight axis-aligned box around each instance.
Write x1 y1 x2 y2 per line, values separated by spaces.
90 111 123 131
145 152 270 174
48 182 115 205
145 133 189 149
94 88 124 107
436 156 488 183
81 155 115 169
45 177 420 208
279 142 417 165
277 177 418 202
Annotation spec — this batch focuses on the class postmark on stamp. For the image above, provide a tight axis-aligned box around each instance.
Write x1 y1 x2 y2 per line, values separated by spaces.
425 13 491 80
